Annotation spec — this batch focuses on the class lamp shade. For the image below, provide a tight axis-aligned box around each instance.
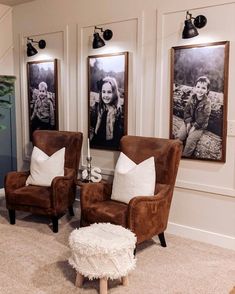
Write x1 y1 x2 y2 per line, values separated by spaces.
27 42 38 57
92 32 105 49
182 19 198 39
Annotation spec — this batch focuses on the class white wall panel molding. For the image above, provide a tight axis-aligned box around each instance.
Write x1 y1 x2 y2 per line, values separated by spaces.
134 12 144 136
176 180 235 198
154 8 165 137
155 2 235 138
158 1 235 16
167 222 235 250
19 26 69 160
0 6 11 24
61 25 69 131
77 24 85 134
77 16 142 131
77 16 141 169
77 24 87 169
155 2 235 200
77 167 235 198
19 32 28 160
228 120 235 137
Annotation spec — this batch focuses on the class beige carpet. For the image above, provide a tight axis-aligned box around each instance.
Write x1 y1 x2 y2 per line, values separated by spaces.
0 197 234 294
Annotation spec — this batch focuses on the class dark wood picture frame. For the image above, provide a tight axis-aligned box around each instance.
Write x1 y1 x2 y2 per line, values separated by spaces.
27 59 58 141
170 41 229 162
88 52 128 150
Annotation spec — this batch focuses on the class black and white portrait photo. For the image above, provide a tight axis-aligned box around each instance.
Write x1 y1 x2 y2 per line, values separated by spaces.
170 41 229 162
27 59 58 140
88 52 128 150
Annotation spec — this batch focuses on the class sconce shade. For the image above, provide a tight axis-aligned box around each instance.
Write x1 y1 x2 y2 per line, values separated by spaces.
27 42 38 57
182 19 198 39
103 29 113 41
194 15 207 28
92 32 105 49
38 39 46 49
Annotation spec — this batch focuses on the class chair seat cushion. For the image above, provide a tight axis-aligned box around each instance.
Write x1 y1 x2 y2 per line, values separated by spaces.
7 186 52 208
82 200 128 227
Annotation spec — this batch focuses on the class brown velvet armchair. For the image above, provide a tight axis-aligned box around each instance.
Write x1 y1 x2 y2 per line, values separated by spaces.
4 130 83 232
80 135 182 246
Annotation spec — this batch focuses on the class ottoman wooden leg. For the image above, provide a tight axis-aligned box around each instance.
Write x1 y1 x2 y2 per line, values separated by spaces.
100 277 108 294
75 272 84 287
122 275 129 286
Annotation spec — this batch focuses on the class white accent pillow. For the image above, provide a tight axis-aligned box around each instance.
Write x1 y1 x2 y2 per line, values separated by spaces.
111 152 156 204
26 146 65 187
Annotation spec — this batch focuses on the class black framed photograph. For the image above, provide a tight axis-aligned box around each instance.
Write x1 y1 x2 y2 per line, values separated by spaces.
88 52 128 150
27 59 58 140
170 41 229 162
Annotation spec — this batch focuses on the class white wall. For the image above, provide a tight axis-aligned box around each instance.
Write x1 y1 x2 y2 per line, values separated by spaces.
11 0 235 249
157 2 235 250
0 4 13 74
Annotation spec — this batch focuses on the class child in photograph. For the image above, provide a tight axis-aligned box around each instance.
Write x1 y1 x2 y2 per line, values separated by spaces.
176 76 212 157
90 76 123 149
31 81 55 133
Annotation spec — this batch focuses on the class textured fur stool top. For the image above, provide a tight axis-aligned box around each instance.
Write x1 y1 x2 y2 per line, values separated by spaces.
69 223 136 294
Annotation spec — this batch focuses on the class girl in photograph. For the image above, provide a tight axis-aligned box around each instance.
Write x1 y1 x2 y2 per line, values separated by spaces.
176 76 212 157
90 76 123 149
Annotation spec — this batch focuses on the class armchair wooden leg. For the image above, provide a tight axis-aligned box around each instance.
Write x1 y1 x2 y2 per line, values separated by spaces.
8 209 15 225
158 232 167 247
75 272 84 287
133 247 137 256
68 206 74 216
52 216 58 233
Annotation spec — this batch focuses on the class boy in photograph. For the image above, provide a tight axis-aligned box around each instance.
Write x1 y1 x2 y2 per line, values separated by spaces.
31 81 55 133
176 76 212 157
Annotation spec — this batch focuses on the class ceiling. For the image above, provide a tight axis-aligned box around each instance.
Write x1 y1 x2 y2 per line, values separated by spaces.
0 0 34 6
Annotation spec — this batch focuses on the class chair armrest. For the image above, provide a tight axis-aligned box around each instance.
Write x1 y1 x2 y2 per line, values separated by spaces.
80 181 112 209
4 171 30 194
52 168 76 183
127 184 172 242
51 168 76 209
51 169 76 186
129 184 170 207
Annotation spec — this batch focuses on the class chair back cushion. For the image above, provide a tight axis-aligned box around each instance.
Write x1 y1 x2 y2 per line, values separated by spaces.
33 130 83 175
111 152 155 204
120 136 182 186
26 146 65 186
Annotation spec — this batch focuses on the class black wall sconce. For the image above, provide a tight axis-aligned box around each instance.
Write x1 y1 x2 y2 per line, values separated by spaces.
92 26 113 49
27 37 46 57
182 11 207 39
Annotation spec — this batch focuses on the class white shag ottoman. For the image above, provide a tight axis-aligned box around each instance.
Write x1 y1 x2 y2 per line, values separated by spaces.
68 223 136 294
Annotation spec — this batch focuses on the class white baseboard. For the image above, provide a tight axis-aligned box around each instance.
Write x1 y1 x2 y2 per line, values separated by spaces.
167 222 235 251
